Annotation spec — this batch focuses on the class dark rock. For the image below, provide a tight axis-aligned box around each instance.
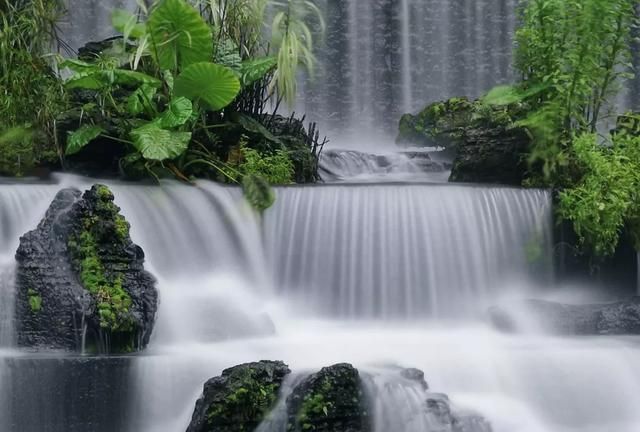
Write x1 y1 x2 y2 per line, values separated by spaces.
15 185 157 353
425 393 492 432
186 360 291 432
397 97 530 185
286 363 371 432
489 297 640 335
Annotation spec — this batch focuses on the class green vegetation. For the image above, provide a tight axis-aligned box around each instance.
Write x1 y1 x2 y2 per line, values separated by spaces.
27 289 42 313
482 0 640 259
0 0 324 207
0 0 66 175
296 378 334 430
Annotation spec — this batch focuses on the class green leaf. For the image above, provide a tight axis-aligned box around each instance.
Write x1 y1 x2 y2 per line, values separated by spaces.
174 62 241 111
242 174 275 213
65 69 161 90
130 123 191 160
66 125 105 155
158 97 193 128
127 84 158 116
112 9 146 39
239 56 277 87
483 83 549 106
60 59 97 73
65 71 107 90
214 38 242 71
236 114 281 144
147 0 213 70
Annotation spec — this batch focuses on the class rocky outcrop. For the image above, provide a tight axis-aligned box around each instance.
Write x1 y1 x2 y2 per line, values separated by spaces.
286 363 371 432
186 360 291 432
15 185 157 353
396 97 531 185
490 297 640 335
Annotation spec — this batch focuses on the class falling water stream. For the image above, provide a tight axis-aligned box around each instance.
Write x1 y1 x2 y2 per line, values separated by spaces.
1 176 640 432
3 1 640 431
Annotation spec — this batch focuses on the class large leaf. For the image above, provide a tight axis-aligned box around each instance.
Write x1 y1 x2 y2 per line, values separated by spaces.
130 123 191 161
127 84 158 116
239 57 277 87
242 174 275 214
214 38 242 72
112 9 146 39
158 97 193 128
147 0 212 70
66 125 105 155
174 62 240 111
236 114 281 144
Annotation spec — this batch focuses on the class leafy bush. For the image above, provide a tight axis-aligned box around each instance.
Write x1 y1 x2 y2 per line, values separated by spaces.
240 147 293 185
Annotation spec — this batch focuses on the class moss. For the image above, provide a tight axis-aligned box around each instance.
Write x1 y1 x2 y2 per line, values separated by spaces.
68 227 133 332
27 289 42 313
206 371 280 428
295 378 334 431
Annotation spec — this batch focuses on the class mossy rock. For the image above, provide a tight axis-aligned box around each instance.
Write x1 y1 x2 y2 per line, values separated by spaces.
15 185 157 353
187 360 291 432
286 363 371 432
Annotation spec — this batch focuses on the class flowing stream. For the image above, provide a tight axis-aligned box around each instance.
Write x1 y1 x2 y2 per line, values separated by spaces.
1 176 640 432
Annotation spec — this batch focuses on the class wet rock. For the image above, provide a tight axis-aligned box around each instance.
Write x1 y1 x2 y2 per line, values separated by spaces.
397 97 530 185
400 367 429 390
489 297 640 335
286 363 371 432
186 360 291 432
15 185 157 353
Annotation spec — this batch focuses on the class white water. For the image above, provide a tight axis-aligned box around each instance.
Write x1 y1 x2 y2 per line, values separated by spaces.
2 176 640 432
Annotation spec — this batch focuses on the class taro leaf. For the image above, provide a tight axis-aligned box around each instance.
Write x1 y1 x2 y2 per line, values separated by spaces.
236 114 281 144
127 84 158 115
60 59 97 73
130 123 191 161
239 56 277 87
147 0 212 70
174 62 241 111
112 9 146 39
66 125 105 155
158 97 193 128
242 173 275 213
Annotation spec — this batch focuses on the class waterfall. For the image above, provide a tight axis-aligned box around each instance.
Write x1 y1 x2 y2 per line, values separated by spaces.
265 184 552 319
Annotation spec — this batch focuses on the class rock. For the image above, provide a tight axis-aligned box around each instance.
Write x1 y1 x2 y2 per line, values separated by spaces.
186 360 291 432
397 97 531 185
489 297 640 335
400 367 429 390
15 185 157 353
286 363 371 432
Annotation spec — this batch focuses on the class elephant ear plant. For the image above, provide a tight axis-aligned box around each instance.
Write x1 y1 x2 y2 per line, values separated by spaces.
62 0 244 177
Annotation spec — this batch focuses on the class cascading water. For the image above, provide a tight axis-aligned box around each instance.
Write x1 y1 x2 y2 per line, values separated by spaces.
265 184 552 318
2 177 640 431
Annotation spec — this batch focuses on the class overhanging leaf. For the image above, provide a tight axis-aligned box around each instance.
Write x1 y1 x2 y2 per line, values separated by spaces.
236 114 281 144
174 62 240 111
147 0 212 70
242 174 275 213
483 83 549 106
158 97 193 128
130 123 191 160
127 84 158 115
66 125 105 155
112 9 146 39
240 56 277 87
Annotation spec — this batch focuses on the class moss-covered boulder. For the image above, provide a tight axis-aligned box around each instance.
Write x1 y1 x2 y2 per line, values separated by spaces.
397 97 475 149
15 184 157 353
286 363 371 432
397 97 531 185
187 360 291 432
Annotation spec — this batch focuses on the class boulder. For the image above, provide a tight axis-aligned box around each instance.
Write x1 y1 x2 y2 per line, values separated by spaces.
397 97 531 185
186 360 291 432
15 185 157 353
286 363 371 432
489 297 640 335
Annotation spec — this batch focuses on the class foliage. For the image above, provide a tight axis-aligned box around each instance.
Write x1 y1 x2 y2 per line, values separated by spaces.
484 0 637 185
240 147 294 184
269 0 325 107
0 0 66 174
242 173 276 213
558 131 640 257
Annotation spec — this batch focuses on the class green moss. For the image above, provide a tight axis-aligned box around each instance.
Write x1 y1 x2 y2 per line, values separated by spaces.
296 378 334 430
27 289 42 313
68 229 133 332
206 371 280 429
